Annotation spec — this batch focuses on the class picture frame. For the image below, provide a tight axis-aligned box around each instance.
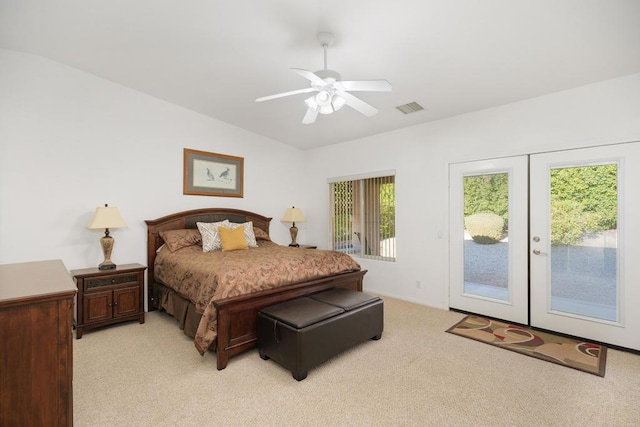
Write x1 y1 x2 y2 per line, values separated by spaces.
183 148 244 197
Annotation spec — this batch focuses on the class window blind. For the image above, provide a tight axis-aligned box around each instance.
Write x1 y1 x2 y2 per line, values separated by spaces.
329 172 395 261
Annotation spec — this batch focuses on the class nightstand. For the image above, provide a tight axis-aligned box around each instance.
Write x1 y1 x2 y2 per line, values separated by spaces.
71 263 146 338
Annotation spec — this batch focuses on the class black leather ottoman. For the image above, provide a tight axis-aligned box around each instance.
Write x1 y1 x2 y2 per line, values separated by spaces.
257 289 383 381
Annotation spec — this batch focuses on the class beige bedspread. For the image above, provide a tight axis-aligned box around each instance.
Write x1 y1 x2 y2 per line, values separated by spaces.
154 241 361 354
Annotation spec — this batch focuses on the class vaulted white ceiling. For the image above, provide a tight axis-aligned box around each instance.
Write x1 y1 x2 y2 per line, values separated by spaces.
2 0 640 149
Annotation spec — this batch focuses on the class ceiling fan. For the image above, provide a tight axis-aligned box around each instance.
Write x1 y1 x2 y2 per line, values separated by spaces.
256 32 392 124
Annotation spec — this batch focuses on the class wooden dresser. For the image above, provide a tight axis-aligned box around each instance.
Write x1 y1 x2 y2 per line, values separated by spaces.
0 259 77 427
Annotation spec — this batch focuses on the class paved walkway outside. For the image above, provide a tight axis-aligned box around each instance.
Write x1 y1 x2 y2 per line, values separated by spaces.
463 230 617 319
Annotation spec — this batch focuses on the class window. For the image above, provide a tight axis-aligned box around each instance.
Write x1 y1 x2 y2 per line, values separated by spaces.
329 171 396 261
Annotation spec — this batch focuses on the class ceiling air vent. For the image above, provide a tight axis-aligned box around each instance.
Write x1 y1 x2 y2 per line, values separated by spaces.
396 101 425 114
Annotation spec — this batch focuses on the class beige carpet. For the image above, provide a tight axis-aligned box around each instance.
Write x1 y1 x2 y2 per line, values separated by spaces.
74 296 640 426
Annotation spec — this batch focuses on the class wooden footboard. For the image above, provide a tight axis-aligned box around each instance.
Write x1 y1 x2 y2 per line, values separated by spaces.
214 269 366 370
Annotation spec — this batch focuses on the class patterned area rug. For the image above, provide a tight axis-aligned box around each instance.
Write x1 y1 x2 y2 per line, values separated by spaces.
447 315 607 377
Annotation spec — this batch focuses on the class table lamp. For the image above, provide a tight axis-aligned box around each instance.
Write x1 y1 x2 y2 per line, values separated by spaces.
87 204 127 270
281 206 305 247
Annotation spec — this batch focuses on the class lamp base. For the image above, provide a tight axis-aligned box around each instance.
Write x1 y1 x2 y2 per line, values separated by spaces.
98 262 116 271
98 233 116 271
289 224 299 247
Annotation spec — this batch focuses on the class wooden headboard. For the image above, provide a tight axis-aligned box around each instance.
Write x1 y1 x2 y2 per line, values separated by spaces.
145 208 272 311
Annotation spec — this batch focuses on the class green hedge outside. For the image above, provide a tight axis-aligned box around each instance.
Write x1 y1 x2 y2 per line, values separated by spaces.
463 164 617 246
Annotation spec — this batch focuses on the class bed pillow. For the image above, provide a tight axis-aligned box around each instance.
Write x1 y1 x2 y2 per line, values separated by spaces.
253 227 271 241
227 221 258 247
159 229 202 252
197 220 230 252
218 226 249 252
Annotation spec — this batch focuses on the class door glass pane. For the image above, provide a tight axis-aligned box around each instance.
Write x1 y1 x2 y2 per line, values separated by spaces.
463 173 509 301
549 164 618 321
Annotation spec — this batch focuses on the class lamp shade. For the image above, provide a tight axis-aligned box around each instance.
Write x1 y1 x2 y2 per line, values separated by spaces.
281 207 305 223
87 205 127 229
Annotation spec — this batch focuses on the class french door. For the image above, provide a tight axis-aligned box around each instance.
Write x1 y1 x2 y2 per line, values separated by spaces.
449 156 529 325
449 142 640 350
530 143 640 350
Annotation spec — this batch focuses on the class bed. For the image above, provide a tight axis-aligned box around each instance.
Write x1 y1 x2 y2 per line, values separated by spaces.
146 208 366 370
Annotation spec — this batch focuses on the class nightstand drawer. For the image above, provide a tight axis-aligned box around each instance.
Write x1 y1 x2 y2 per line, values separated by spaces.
85 273 139 290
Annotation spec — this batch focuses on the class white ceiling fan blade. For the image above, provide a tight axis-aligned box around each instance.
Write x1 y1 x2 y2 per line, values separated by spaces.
256 87 316 102
340 80 392 92
335 90 379 117
291 68 326 86
302 106 319 124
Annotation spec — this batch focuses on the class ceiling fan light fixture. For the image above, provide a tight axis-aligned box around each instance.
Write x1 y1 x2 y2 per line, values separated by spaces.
331 94 347 111
316 90 332 107
306 92 346 115
305 95 318 109
319 105 333 115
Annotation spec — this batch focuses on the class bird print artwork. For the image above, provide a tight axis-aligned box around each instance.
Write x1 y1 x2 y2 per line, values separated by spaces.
201 165 233 185
190 152 238 193
219 167 230 181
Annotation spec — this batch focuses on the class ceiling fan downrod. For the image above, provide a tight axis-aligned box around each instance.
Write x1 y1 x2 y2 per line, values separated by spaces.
323 43 328 71
315 32 339 81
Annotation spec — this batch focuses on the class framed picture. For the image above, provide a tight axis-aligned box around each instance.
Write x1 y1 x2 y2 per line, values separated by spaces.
183 148 244 197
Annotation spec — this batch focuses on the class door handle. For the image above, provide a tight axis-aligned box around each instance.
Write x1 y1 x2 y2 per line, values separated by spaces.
532 249 547 255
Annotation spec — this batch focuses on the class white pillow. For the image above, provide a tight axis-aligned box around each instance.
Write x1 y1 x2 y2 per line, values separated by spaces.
196 220 230 252
226 221 258 248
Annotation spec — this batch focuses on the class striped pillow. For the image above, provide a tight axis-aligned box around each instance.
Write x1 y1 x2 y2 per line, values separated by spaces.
196 220 230 252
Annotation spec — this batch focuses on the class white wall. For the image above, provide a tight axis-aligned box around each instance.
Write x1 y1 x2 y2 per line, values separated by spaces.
0 49 311 270
305 72 640 309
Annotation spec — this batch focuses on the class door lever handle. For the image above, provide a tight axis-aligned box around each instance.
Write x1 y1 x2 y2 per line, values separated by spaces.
532 249 547 255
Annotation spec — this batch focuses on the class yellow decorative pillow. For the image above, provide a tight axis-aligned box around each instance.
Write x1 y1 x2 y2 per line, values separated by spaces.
218 226 249 252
